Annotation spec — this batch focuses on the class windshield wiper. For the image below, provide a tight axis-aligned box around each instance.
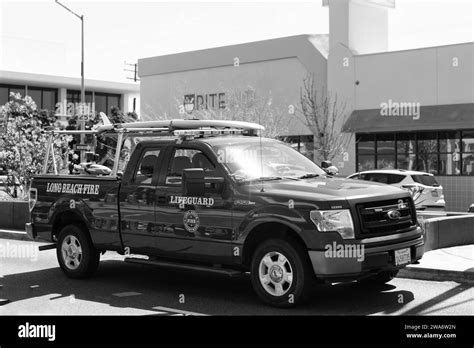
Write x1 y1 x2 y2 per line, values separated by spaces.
297 173 321 179
238 176 283 183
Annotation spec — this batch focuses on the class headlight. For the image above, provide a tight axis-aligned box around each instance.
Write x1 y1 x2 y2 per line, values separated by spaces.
310 209 355 239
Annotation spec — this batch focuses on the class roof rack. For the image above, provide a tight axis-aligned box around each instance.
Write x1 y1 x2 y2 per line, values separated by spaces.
45 118 264 136
42 116 265 176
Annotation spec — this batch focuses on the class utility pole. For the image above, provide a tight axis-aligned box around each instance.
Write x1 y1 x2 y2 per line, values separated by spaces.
56 0 86 163
124 61 139 82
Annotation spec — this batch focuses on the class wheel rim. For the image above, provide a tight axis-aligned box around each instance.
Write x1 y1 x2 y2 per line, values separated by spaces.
258 251 293 296
61 235 83 270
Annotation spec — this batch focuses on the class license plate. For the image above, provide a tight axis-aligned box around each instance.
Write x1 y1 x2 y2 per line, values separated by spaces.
395 248 411 266
431 191 439 197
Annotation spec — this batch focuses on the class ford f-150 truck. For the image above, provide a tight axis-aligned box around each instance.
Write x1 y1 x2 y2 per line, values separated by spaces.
26 119 424 307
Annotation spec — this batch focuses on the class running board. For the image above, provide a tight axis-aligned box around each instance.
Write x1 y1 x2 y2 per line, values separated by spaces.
39 244 56 251
124 257 244 277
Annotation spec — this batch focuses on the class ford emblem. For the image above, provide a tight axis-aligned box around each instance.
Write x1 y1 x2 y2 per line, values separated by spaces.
387 210 401 220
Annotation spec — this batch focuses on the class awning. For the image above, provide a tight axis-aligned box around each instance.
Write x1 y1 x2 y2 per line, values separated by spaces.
343 103 474 133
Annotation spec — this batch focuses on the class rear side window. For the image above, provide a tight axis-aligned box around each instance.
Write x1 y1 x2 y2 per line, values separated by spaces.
387 174 405 184
360 173 388 184
134 149 161 184
411 174 439 187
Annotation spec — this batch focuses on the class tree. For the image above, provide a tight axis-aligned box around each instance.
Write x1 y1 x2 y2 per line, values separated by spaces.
298 74 352 164
0 93 69 198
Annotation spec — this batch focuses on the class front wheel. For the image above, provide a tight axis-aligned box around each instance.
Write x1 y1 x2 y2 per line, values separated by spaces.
56 224 100 278
250 239 315 308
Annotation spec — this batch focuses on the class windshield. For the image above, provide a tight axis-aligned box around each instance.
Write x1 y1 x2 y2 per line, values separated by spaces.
211 140 326 181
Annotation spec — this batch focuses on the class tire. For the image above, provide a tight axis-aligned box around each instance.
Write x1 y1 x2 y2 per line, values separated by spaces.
250 238 315 308
56 224 100 279
358 270 399 286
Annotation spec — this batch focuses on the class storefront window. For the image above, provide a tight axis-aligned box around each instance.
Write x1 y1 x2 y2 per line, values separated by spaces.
376 134 395 169
299 135 314 160
417 154 438 174
0 86 8 106
27 87 58 111
0 84 26 104
9 87 24 98
93 92 121 115
439 153 461 175
356 130 474 176
358 155 375 171
439 131 460 175
277 135 314 160
94 94 107 114
462 131 474 153
66 90 92 104
42 90 57 111
397 133 416 154
27 89 42 108
462 153 474 176
397 153 416 170
108 95 120 110
357 134 375 155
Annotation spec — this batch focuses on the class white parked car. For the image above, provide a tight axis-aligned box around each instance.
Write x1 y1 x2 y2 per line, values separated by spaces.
347 169 446 211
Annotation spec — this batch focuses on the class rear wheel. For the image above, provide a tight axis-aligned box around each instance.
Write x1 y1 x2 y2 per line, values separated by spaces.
56 224 100 278
250 239 314 308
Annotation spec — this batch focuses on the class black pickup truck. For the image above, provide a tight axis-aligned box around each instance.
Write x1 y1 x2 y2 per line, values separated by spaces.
26 119 424 307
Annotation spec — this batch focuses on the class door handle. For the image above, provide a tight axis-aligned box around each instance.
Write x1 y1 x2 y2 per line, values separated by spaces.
136 222 146 230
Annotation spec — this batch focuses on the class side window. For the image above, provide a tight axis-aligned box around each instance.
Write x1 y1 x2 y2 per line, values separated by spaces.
134 149 161 184
364 173 388 184
387 174 405 184
166 148 215 185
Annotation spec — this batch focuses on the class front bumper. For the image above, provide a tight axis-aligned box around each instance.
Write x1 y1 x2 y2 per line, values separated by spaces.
309 227 424 281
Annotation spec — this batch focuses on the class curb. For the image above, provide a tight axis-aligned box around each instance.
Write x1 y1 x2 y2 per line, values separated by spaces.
398 266 474 285
0 230 32 242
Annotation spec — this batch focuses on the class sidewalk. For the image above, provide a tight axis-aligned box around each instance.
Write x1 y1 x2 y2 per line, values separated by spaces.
0 229 472 284
398 245 474 284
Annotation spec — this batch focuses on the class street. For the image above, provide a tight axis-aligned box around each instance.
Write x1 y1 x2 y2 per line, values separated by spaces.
0 239 472 316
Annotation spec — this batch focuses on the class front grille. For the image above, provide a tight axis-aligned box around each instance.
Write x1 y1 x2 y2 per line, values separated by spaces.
356 197 416 236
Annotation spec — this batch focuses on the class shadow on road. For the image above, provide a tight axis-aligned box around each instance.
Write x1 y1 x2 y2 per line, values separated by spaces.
0 257 428 315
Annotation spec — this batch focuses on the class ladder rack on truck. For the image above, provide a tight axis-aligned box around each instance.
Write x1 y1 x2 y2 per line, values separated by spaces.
41 114 265 176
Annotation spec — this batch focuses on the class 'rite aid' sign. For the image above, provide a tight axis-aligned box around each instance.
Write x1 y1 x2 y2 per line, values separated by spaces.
183 93 226 114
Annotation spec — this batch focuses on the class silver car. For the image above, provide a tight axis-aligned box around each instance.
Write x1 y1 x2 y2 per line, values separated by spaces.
347 169 445 211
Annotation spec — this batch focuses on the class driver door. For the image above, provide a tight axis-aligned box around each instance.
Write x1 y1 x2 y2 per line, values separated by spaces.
154 145 234 263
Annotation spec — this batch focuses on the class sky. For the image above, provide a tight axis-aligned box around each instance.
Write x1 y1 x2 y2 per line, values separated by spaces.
0 0 472 83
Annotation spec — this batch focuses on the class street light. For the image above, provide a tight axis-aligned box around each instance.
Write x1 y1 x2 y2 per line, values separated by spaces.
55 0 86 163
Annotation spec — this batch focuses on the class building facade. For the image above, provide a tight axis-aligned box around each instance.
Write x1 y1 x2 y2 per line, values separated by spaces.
138 0 473 211
0 70 140 124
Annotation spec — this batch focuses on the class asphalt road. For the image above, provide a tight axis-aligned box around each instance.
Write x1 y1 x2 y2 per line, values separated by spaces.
1 239 473 316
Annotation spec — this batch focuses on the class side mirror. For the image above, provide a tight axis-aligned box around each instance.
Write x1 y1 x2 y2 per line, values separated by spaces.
183 168 225 196
183 168 205 196
325 166 339 176
321 160 332 169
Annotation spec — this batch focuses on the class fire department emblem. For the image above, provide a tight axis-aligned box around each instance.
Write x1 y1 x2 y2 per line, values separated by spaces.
183 210 200 233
